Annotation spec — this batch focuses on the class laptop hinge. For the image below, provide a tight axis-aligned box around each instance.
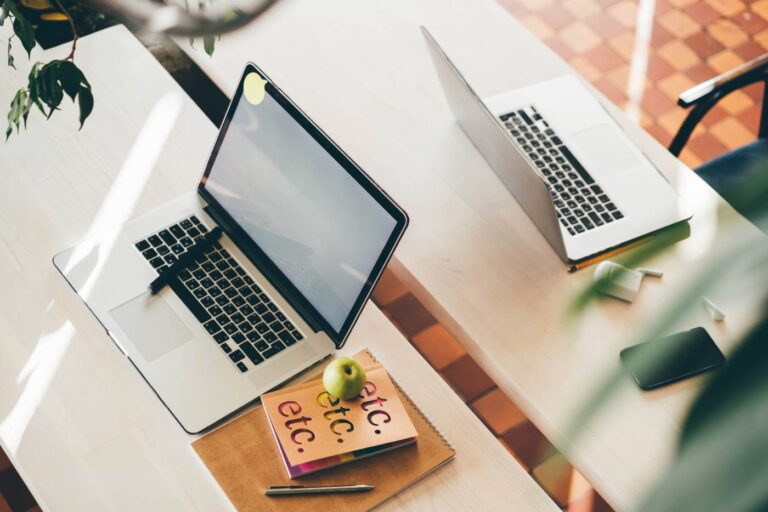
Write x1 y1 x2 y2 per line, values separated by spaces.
203 205 326 337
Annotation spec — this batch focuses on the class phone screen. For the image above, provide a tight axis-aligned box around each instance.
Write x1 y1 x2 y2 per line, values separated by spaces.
620 327 725 390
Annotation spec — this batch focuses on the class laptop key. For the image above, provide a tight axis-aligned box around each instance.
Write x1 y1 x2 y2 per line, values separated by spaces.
247 331 260 342
269 321 283 333
224 323 238 335
193 288 206 299
291 330 303 341
180 219 193 229
190 215 201 225
215 313 228 325
202 297 215 308
203 320 220 334
264 332 277 343
229 350 245 363
135 240 150 251
159 230 175 245
613 211 624 220
221 343 232 354
164 255 177 266
237 362 248 373
256 322 269 334
223 304 237 315
215 295 228 306
231 313 245 324
158 245 170 256
232 333 246 345
213 332 228 344
180 237 193 247
170 225 184 238
143 248 158 259
241 343 264 365
240 322 253 333
149 257 164 268
279 330 296 346
171 244 184 255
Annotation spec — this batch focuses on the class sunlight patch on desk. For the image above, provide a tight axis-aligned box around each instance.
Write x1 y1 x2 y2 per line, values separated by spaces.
63 92 183 299
0 322 74 455
624 0 654 123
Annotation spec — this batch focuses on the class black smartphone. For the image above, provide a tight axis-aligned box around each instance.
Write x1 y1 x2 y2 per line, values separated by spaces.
620 327 725 390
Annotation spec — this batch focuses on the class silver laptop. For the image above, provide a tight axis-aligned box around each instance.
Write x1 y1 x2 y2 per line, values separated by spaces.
422 27 691 267
54 64 408 434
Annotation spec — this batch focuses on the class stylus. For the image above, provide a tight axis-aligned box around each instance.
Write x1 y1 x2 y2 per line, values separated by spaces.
265 484 374 496
149 226 223 294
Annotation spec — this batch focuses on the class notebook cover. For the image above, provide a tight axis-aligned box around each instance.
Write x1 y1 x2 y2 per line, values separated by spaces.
192 350 455 512
262 363 418 468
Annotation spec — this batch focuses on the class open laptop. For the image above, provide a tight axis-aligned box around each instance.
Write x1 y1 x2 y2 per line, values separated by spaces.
54 63 408 434
422 27 691 267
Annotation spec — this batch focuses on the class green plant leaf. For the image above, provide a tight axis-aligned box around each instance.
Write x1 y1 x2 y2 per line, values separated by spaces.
11 9 36 57
77 85 93 129
7 37 14 69
58 60 86 100
203 35 215 57
0 3 10 26
6 87 28 140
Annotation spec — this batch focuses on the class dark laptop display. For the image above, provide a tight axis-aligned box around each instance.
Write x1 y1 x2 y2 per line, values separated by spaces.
200 64 408 347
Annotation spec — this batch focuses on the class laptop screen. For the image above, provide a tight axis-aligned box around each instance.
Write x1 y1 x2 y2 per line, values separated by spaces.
200 66 404 341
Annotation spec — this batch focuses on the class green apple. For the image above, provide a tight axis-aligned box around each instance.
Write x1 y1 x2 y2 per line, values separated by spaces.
322 356 367 400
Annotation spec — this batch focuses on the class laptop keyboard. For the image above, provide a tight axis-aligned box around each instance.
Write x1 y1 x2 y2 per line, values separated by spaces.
134 215 305 374
500 105 624 235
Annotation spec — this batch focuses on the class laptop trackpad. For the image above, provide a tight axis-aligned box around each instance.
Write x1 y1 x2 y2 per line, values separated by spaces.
571 124 639 176
110 293 193 362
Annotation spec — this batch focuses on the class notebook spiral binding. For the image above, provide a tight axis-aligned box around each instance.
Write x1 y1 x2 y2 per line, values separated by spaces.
365 349 454 453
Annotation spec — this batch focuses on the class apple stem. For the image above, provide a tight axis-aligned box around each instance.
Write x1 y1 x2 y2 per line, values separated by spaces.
344 366 352 375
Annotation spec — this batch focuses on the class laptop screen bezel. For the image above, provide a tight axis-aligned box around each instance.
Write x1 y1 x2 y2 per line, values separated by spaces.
197 63 408 348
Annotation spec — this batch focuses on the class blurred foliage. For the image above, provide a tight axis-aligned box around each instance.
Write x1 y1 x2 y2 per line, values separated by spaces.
569 164 768 511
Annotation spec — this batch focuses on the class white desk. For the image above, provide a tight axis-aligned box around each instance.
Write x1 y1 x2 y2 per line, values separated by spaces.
178 1 766 509
0 24 558 511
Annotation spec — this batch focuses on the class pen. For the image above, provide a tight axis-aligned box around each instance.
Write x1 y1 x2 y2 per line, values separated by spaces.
149 226 223 294
265 484 374 496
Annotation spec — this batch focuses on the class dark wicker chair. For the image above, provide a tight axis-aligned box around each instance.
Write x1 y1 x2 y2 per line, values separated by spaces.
670 54 768 232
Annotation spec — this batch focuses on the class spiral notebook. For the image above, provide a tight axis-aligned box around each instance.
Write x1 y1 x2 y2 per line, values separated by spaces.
192 350 455 512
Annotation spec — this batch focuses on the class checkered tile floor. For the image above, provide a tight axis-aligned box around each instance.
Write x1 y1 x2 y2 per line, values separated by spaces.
499 0 767 168
372 269 614 511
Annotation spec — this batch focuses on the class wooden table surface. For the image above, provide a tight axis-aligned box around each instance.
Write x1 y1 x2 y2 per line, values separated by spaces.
177 0 767 509
0 24 559 511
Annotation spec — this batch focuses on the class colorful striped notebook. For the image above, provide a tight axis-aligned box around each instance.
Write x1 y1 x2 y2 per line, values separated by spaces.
261 363 419 478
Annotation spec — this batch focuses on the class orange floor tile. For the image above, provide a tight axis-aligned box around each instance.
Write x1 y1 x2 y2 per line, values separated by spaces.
500 0 767 168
